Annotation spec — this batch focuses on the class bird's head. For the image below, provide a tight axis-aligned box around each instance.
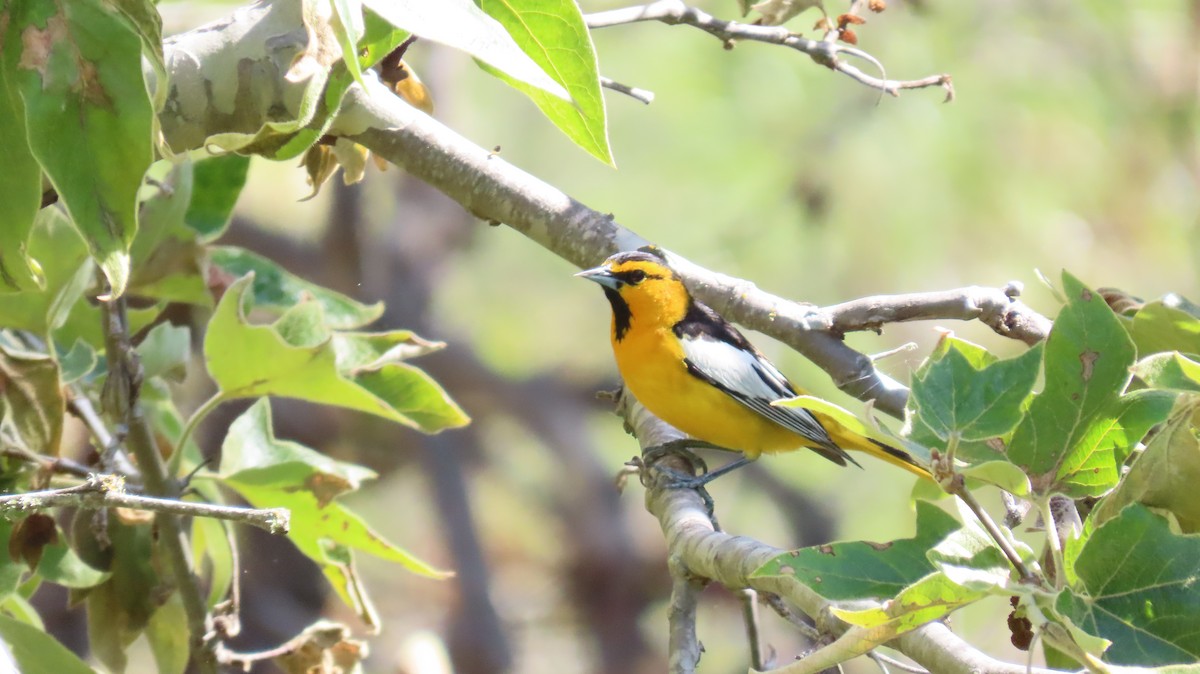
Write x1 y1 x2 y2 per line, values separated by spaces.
576 251 691 340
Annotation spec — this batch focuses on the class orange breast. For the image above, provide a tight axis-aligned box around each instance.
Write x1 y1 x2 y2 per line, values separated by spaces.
613 324 800 459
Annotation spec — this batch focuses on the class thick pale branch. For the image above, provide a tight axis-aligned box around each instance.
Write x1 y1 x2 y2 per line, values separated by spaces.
333 83 1051 418
158 13 1039 421
619 391 1065 674
584 0 953 97
819 283 1051 345
0 478 290 535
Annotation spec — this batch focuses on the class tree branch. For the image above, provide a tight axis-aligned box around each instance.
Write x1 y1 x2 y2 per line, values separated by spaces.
584 0 954 98
157 11 1044 422
332 81 1050 418
98 290 218 673
617 390 1066 674
0 476 290 534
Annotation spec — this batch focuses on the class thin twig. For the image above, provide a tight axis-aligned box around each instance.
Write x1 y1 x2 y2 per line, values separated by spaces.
584 0 952 97
740 588 765 670
0 446 94 480
98 286 219 674
667 555 706 674
600 76 655 104
0 477 289 534
950 481 1037 583
763 593 821 641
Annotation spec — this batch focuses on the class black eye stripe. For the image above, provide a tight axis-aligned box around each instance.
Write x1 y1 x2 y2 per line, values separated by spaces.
611 269 663 284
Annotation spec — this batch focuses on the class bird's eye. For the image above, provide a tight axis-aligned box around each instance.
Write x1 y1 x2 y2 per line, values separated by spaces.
627 269 647 284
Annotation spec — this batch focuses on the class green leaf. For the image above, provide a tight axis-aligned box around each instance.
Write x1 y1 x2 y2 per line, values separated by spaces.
205 275 469 432
1056 504 1200 666
190 517 234 609
145 592 189 674
0 612 94 674
0 344 64 456
211 400 450 627
1134 352 1200 392
86 520 166 673
959 461 1031 496
0 209 90 339
1131 301 1200 358
830 570 988 633
479 0 612 164
209 246 383 329
752 501 959 600
128 160 209 306
926 508 1022 593
1092 396 1200 534
0 35 44 294
1008 272 1138 497
136 323 191 382
361 0 569 101
37 534 110 589
331 0 366 86
218 399 376 503
183 154 250 241
5 0 154 298
909 338 1042 443
56 339 97 383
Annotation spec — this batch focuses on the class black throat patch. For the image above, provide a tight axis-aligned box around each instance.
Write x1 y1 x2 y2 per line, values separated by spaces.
603 287 633 341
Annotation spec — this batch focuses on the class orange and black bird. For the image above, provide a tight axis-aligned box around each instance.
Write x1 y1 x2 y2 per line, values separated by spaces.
577 250 930 486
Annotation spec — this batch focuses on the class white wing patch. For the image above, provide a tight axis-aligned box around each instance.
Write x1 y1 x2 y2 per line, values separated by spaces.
680 335 838 450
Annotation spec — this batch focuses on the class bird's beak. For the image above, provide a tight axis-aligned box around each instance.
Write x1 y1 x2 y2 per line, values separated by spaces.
575 265 622 290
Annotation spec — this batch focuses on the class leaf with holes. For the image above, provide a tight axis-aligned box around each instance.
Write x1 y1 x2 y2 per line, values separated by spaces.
5 0 154 297
752 501 959 600
1008 272 1138 497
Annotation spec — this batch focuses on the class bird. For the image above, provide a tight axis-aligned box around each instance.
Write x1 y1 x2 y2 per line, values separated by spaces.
576 250 930 486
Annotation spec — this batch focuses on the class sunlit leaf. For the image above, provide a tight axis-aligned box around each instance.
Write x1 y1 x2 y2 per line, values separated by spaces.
831 571 988 634
361 0 569 101
183 154 250 241
5 0 154 297
205 276 468 432
210 400 450 627
1133 352 1200 392
209 246 382 329
1056 504 1200 666
1008 272 1138 497
909 338 1042 442
0 43 43 293
1131 300 1200 358
479 0 612 163
1092 396 1200 534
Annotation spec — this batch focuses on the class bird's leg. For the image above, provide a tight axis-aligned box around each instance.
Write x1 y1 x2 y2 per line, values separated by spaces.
661 456 752 491
643 439 711 475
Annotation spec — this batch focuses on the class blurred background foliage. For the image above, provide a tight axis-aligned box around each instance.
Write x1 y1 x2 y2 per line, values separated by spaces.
139 1 1199 672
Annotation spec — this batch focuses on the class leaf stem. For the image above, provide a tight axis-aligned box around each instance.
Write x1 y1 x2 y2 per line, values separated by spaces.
167 391 228 478
950 482 1038 584
1038 497 1066 590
